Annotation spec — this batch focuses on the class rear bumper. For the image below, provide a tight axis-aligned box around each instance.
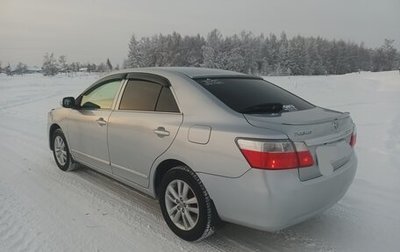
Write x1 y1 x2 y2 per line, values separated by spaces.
198 153 357 231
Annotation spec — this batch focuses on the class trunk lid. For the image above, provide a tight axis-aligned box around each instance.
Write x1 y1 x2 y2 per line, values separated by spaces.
244 107 355 181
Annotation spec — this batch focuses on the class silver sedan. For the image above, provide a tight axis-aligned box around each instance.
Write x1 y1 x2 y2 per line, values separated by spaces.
48 67 357 241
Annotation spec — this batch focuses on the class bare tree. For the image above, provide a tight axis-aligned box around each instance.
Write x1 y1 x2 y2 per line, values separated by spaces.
42 53 59 76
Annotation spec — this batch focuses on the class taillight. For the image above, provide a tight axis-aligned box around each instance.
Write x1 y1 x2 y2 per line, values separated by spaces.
236 139 314 170
350 128 357 147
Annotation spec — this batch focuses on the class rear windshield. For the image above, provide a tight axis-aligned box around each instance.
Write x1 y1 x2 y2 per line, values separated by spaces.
194 77 314 114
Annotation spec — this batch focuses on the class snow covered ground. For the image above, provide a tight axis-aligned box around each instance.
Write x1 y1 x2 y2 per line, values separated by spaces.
0 71 399 252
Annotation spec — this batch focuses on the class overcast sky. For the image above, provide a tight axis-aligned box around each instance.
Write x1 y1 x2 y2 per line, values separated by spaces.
1 0 399 66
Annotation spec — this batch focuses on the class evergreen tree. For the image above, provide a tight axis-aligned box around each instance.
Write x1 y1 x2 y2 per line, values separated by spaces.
277 32 291 75
265 33 280 74
372 39 398 71
106 58 113 71
202 29 224 69
124 30 400 76
127 34 145 68
239 31 258 74
287 36 306 75
180 34 205 66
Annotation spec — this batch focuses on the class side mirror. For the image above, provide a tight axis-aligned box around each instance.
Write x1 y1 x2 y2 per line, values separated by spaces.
62 97 76 108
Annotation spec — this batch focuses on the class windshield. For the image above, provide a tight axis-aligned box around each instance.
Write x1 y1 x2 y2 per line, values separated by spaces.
194 77 314 114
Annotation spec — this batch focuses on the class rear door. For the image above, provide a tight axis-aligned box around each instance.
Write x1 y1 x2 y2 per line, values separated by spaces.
108 74 183 187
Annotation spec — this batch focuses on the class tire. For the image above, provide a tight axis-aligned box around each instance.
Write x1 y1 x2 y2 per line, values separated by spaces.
159 165 215 241
52 129 78 171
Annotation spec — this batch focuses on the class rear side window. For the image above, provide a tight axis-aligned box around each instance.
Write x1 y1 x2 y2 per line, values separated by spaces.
194 78 314 113
156 87 180 112
119 80 162 111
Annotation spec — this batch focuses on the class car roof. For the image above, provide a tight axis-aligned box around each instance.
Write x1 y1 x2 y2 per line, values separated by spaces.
113 67 248 79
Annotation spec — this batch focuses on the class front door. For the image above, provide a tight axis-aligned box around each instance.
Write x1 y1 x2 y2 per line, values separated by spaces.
67 79 123 173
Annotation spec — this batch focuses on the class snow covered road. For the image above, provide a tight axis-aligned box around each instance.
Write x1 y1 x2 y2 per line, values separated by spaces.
0 71 399 251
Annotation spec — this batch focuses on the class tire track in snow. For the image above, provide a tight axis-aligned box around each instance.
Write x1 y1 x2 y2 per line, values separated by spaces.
0 124 229 252
0 92 61 111
387 109 400 167
0 95 242 251
0 185 49 252
0 121 325 252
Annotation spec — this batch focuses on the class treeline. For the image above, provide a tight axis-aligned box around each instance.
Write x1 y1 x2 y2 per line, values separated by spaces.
0 54 119 76
125 29 400 75
0 62 30 75
2 30 399 77
41 53 118 76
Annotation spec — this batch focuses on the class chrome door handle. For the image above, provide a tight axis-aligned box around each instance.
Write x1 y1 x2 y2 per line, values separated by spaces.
96 117 107 126
153 127 170 137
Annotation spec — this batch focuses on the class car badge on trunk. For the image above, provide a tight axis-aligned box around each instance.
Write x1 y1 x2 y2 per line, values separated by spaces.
294 130 312 136
333 119 339 130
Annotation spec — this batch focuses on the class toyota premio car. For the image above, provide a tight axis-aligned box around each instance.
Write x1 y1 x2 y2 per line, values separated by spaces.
48 67 357 241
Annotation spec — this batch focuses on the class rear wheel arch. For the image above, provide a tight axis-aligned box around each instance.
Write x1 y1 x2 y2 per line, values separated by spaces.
153 159 222 225
154 159 187 198
158 164 217 240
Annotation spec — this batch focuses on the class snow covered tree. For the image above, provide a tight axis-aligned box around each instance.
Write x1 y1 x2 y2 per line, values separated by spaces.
222 46 246 72
238 31 259 74
372 39 398 71
153 32 183 66
87 63 97 72
305 38 325 75
127 34 146 68
14 62 28 75
202 29 224 69
201 45 217 68
97 63 107 72
276 32 291 75
263 34 280 74
42 53 59 76
69 62 78 72
180 34 205 66
122 59 129 69
58 55 67 73
357 42 372 71
204 33 241 72
286 36 305 75
4 64 12 76
124 30 399 76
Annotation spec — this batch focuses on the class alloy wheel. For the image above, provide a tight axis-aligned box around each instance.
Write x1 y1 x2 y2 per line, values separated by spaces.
54 135 67 166
165 179 199 231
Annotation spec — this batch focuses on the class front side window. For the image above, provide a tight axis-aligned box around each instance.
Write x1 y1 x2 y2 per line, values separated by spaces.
81 80 122 109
